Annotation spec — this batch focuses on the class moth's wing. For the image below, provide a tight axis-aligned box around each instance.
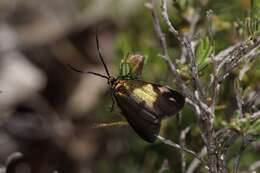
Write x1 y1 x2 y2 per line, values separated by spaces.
115 94 160 142
152 85 185 117
122 80 185 118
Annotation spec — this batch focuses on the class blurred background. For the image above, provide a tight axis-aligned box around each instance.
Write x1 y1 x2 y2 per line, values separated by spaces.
0 0 259 173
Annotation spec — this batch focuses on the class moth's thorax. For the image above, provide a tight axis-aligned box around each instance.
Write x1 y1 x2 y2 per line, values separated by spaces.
111 79 125 92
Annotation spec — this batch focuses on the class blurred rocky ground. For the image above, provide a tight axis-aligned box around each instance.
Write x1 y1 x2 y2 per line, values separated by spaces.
0 0 143 172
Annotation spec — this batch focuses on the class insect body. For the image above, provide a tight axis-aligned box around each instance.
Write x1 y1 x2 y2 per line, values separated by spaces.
70 33 185 142
111 79 184 142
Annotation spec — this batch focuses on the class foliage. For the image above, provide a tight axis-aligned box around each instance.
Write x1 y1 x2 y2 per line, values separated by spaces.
95 0 260 172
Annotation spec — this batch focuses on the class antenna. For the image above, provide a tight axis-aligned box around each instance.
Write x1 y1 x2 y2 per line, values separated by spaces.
68 64 109 80
67 29 111 81
96 29 111 78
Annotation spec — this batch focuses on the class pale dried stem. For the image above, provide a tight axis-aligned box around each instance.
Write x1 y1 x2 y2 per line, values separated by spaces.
186 147 207 173
161 0 203 98
158 1 220 172
234 81 244 118
252 111 260 121
180 127 191 172
217 37 260 83
157 135 208 169
146 0 200 108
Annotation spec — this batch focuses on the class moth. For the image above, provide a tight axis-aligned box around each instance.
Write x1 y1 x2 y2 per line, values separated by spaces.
69 33 185 142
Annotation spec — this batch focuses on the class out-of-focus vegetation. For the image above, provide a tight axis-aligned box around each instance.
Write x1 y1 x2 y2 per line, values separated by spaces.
0 0 259 173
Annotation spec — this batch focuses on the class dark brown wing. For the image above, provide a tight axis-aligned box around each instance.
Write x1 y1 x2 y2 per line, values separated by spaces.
152 85 185 117
116 80 185 118
115 93 160 142
113 80 185 142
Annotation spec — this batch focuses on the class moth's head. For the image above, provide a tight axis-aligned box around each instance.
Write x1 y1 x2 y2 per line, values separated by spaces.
108 77 117 87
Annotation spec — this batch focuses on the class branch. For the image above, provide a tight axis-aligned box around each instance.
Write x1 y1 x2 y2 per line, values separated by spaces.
249 160 260 172
217 36 260 83
161 0 203 97
146 0 210 126
234 80 244 118
232 135 254 173
146 0 199 106
180 127 191 172
156 135 208 169
148 2 225 172
159 159 170 173
252 111 260 121
180 9 200 63
161 0 179 37
239 50 260 80
92 121 128 128
186 147 207 173
205 9 220 118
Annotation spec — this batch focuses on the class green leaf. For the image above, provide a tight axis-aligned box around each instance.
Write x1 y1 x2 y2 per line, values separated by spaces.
195 37 212 67
251 0 260 17
248 119 260 136
179 0 187 10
